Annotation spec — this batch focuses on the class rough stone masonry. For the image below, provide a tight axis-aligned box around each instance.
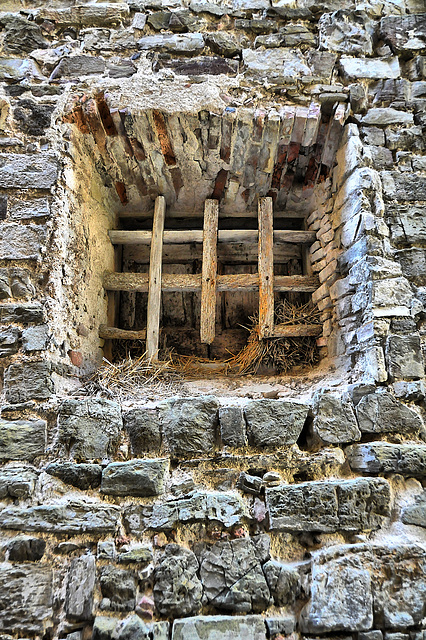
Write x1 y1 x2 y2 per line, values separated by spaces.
0 1 425 640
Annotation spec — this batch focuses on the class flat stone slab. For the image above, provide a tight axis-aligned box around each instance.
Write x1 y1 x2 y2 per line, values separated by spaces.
243 48 311 84
161 397 219 458
347 443 426 477
124 491 246 533
0 153 58 189
313 394 361 444
402 491 426 527
0 500 121 534
101 458 169 497
0 563 53 635
0 467 38 499
340 56 400 79
355 393 424 435
172 615 267 640
266 477 390 532
0 223 47 260
0 418 46 461
244 399 309 448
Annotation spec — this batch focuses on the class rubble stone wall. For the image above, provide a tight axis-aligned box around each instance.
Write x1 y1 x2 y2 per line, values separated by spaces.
0 1 425 640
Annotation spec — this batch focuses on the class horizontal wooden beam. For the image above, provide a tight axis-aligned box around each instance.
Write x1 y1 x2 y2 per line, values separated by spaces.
103 272 319 293
109 229 316 246
270 324 322 337
118 210 308 219
99 325 147 340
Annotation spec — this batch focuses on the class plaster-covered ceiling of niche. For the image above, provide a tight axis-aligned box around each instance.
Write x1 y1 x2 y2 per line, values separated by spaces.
63 92 346 216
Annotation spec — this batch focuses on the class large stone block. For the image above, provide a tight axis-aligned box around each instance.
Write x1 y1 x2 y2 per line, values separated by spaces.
9 196 50 220
0 153 58 189
0 223 46 260
161 397 219 457
0 418 46 461
313 394 361 444
243 48 311 84
100 566 136 612
387 204 426 244
219 407 247 447
124 491 246 533
6 536 46 562
0 467 38 499
155 56 239 76
58 398 122 461
0 563 53 634
39 4 130 26
263 560 301 606
301 543 426 632
266 477 390 532
361 108 413 126
198 537 271 613
172 615 267 640
138 33 205 53
123 407 161 454
355 393 425 436
0 500 120 534
2 17 47 54
0 326 20 357
340 57 400 80
51 55 106 79
382 172 426 202
101 458 169 497
0 303 44 324
154 545 202 617
319 11 373 54
395 248 426 285
347 443 426 477
66 555 96 621
46 462 102 489
380 15 426 54
0 58 45 82
4 362 53 402
244 399 309 448
386 334 425 380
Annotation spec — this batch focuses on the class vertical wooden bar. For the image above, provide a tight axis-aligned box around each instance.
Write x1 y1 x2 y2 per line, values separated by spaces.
258 197 274 338
200 199 219 344
146 195 166 360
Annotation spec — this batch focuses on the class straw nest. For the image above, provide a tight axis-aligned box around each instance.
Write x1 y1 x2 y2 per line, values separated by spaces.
80 300 322 399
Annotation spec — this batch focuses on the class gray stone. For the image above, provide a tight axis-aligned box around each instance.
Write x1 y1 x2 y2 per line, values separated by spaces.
380 15 426 54
0 419 46 461
205 32 241 57
9 198 50 220
51 56 106 79
0 564 53 634
106 60 137 78
355 393 425 435
22 325 49 352
0 303 44 324
362 108 414 126
237 471 263 495
340 57 400 80
118 545 153 564
10 270 34 300
58 398 122 461
382 172 426 202
148 9 204 31
266 477 390 532
123 407 161 454
6 536 46 562
161 397 219 457
4 362 53 403
0 270 11 299
2 17 47 54
100 566 136 611
263 560 301 606
393 380 425 401
0 500 120 534
308 50 337 82
386 334 424 380
92 616 119 640
265 617 296 636
66 555 96 621
39 4 130 26
244 399 308 448
0 58 45 82
300 551 373 633
45 462 102 490
402 492 426 527
396 248 426 285
154 545 202 617
198 537 270 613
138 33 205 53
243 48 311 84
97 540 116 561
156 56 239 76
387 204 426 244
101 458 169 497
0 153 57 189
0 467 38 499
124 491 246 533
386 126 424 152
171 615 267 640
0 223 46 260
152 622 170 640
115 615 150 640
359 632 383 640
347 443 426 477
14 99 55 136
0 327 20 357
314 394 361 444
219 407 246 447
319 11 373 55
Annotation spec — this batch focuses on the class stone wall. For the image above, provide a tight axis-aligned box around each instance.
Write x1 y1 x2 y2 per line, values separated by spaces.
0 1 425 639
